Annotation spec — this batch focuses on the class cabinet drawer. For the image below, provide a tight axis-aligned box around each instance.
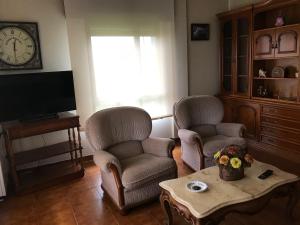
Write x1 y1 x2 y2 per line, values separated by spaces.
261 135 300 154
261 126 300 144
262 105 300 121
261 116 300 131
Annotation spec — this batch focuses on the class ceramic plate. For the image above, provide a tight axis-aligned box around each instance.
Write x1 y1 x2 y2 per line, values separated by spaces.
186 180 208 193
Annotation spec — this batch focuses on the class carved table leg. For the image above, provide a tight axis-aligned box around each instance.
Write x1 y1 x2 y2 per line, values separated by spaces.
160 190 173 225
286 183 299 222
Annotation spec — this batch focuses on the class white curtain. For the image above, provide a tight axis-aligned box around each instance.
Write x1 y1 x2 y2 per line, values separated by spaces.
64 0 176 118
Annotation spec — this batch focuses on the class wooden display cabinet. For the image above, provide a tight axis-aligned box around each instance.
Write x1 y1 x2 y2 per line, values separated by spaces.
2 113 84 193
218 0 300 175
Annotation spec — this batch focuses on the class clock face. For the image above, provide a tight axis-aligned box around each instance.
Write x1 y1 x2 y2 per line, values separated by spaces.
0 26 36 66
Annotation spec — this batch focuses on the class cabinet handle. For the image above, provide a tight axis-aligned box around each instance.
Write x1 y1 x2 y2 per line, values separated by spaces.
272 41 278 49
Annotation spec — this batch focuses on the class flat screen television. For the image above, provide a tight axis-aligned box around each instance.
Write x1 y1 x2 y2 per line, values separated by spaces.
0 71 76 122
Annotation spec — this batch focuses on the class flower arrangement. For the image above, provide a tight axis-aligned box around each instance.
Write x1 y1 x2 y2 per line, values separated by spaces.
214 145 254 181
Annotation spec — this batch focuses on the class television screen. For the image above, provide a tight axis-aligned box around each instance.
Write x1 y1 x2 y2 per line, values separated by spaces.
0 71 76 122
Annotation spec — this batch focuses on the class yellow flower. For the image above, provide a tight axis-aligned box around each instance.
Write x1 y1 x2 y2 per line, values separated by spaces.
230 157 242 169
214 151 221 159
219 155 229 166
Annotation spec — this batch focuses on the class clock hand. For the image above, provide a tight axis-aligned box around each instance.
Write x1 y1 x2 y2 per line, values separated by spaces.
13 38 17 61
13 38 16 52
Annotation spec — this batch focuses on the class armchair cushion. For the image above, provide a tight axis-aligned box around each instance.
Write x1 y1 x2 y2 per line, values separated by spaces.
190 125 217 137
216 123 246 137
108 141 143 160
121 153 177 190
142 137 175 157
93 150 122 175
178 129 202 145
202 135 246 157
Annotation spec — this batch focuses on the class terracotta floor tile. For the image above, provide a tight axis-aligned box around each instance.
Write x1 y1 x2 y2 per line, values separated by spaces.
38 210 78 225
66 175 101 196
72 196 118 225
0 204 38 225
0 194 37 213
68 187 102 207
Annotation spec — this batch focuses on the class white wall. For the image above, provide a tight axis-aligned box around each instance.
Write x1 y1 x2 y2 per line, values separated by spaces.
187 0 228 96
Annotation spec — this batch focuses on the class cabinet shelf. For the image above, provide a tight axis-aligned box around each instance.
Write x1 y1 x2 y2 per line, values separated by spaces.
254 23 300 33
253 56 300 61
252 96 298 103
15 141 78 166
17 161 84 194
253 77 299 80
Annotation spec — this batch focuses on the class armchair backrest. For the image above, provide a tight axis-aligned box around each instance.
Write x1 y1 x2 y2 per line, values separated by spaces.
86 106 152 159
173 95 224 129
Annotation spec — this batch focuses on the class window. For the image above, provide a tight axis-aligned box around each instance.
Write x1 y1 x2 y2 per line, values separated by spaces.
91 36 170 117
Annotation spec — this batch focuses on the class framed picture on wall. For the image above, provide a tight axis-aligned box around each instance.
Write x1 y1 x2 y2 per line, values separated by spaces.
191 24 210 41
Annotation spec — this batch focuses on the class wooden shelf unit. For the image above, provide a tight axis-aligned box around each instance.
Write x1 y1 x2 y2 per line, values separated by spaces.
2 113 84 193
218 0 300 174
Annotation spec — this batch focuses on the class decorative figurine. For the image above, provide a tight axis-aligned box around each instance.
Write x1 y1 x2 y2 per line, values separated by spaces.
275 13 285 27
258 69 267 78
257 85 264 96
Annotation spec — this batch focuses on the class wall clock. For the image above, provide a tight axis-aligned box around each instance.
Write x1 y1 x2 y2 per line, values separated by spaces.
0 21 42 70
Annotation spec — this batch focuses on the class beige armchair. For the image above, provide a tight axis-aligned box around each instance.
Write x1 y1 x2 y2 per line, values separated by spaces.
174 95 246 171
86 106 177 214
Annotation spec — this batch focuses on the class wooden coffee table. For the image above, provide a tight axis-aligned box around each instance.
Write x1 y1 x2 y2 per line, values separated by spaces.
159 161 299 225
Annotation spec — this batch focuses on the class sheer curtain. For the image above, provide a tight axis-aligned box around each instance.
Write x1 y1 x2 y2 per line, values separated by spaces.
64 0 176 119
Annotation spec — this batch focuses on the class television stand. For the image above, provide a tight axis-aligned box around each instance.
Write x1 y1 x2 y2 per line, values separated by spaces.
2 113 84 194
19 113 59 122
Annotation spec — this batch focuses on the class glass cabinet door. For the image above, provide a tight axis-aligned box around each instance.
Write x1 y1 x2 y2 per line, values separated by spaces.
236 17 250 95
222 21 233 93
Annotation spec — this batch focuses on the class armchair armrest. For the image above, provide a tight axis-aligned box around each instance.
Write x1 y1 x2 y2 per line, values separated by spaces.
142 137 175 158
178 129 203 145
216 123 246 137
93 150 122 175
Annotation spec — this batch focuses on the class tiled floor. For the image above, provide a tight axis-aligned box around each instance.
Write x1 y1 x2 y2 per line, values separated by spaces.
0 147 299 225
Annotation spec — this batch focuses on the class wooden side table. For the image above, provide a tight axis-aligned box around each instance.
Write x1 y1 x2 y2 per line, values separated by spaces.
159 161 299 225
2 112 84 193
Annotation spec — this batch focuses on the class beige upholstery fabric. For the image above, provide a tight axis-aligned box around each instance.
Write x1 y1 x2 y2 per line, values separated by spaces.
86 106 152 150
142 137 175 157
174 95 224 129
121 153 177 190
174 95 246 171
108 141 143 160
191 125 217 137
86 106 177 211
124 171 176 208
